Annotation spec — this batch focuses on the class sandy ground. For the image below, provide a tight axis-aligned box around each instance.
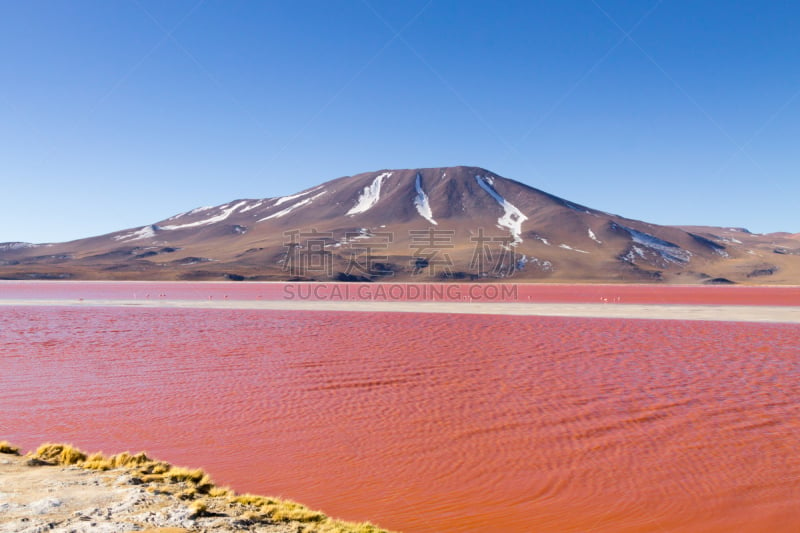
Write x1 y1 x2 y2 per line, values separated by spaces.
0 453 296 533
0 451 379 533
0 298 798 323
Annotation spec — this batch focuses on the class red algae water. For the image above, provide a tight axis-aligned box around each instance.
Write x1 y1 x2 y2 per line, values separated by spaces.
2 283 800 532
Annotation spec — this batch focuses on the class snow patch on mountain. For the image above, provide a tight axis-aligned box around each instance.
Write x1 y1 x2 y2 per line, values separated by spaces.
527 256 553 272
165 205 213 222
274 185 324 207
588 228 602 244
240 200 264 213
187 206 214 215
113 226 157 242
413 173 437 225
346 227 373 241
161 201 249 231
559 244 590 254
475 175 528 245
347 172 392 215
614 223 692 264
260 191 326 221
622 246 649 264
0 242 40 250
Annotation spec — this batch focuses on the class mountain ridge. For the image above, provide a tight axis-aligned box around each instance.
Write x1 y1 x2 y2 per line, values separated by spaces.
1 166 798 284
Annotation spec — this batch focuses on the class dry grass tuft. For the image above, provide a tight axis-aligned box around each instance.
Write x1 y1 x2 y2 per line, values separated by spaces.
230 493 278 507
188 499 208 518
0 441 20 455
230 493 326 524
269 499 326 523
82 452 114 470
207 486 233 498
190 472 215 494
34 443 87 465
165 466 207 484
335 521 388 533
137 460 171 475
110 451 151 468
177 487 198 500
228 491 393 531
310 521 389 533
146 485 176 496
238 509 267 523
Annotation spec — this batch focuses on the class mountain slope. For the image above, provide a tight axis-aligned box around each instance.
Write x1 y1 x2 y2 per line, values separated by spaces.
1 166 798 283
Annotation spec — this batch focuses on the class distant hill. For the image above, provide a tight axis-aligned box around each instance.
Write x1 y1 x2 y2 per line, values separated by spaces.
2 166 798 283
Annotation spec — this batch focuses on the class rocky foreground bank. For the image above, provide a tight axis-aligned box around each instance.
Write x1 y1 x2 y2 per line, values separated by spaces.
0 442 391 533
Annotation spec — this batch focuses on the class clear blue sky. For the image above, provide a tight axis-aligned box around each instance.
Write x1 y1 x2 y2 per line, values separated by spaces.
1 0 798 243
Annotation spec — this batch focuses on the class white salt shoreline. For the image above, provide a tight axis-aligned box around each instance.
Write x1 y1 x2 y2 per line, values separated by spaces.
0 298 798 324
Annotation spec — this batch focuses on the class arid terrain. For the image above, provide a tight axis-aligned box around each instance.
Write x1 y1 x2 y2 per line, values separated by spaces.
0 443 388 533
1 167 798 283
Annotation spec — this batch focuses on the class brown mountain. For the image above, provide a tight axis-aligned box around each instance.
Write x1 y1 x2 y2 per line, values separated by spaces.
1 166 798 283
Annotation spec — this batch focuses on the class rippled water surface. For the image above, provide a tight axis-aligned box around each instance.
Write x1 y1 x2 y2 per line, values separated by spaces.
2 292 800 531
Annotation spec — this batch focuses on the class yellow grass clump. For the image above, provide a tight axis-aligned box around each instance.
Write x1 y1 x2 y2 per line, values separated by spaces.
34 443 87 465
230 493 326 523
231 493 278 507
111 451 151 468
313 522 390 533
81 452 109 470
140 461 171 475
188 499 208 518
0 440 20 455
82 451 150 470
270 499 327 523
164 466 205 483
207 485 233 498
177 487 198 500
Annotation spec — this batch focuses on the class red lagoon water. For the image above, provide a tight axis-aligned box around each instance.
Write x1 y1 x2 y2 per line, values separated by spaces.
1 280 799 305
2 305 800 531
